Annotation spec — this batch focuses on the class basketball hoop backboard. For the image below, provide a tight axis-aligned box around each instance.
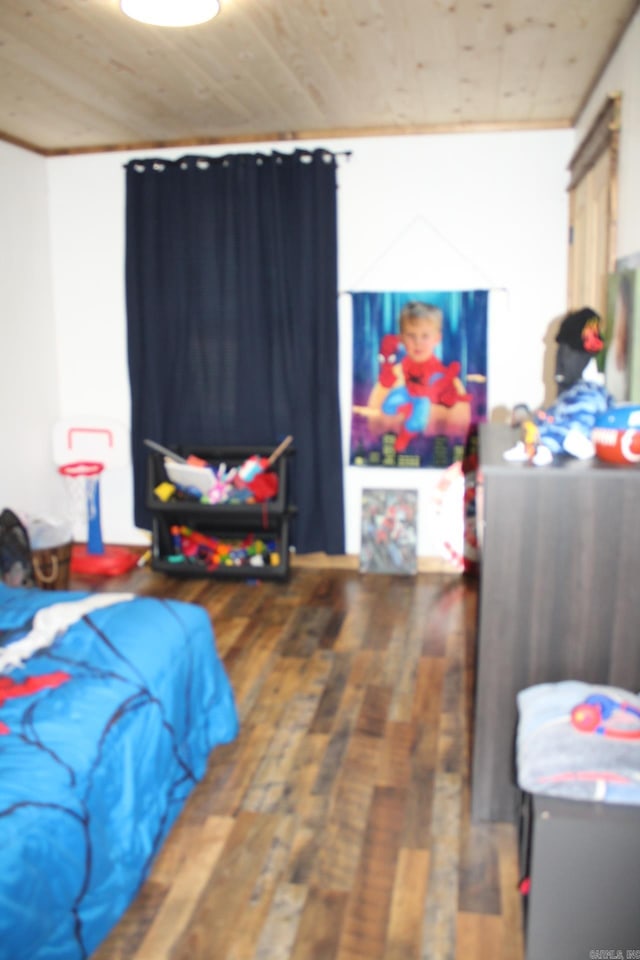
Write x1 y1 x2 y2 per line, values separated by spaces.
52 417 130 470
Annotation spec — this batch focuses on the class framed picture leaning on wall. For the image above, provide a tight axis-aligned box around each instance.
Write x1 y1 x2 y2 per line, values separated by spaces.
359 488 418 576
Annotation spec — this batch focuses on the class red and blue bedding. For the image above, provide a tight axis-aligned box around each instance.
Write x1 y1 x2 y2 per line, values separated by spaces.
0 583 238 960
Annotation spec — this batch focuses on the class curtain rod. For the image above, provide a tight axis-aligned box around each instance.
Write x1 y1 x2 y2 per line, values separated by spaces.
125 148 352 170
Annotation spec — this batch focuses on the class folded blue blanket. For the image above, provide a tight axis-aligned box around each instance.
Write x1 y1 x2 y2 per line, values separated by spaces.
517 681 640 804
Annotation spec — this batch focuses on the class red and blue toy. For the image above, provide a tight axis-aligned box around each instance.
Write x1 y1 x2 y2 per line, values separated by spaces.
571 693 640 740
592 403 640 464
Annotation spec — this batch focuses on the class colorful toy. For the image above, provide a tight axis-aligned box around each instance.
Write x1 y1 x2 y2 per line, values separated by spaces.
169 526 279 571
206 461 237 504
571 693 640 740
591 403 640 464
152 439 292 506
153 481 176 502
236 435 293 483
232 435 293 502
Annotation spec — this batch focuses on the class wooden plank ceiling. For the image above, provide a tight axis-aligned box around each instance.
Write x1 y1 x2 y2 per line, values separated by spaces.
0 0 637 156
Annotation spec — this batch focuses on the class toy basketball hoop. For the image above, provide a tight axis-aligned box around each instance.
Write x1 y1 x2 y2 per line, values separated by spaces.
59 461 105 554
59 458 138 577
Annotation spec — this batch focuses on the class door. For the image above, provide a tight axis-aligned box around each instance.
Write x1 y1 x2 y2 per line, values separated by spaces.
567 94 621 319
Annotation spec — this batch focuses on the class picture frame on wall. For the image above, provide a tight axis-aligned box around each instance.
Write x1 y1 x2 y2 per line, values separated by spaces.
359 488 418 576
604 268 640 402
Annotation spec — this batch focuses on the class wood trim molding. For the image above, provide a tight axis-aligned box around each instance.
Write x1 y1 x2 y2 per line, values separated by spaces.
8 118 571 159
291 552 462 574
568 92 622 190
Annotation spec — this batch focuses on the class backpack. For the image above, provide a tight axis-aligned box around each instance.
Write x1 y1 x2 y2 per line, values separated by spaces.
0 509 35 587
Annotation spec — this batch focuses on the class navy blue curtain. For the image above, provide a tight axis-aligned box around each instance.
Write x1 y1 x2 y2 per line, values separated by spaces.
125 149 344 554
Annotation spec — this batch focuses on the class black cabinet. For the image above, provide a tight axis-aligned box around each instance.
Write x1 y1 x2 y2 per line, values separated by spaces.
146 444 295 580
520 793 640 959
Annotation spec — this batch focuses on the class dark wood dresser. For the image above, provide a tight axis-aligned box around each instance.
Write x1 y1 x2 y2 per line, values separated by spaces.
471 423 640 823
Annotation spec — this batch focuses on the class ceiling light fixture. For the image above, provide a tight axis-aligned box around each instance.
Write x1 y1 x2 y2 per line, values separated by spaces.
120 0 220 28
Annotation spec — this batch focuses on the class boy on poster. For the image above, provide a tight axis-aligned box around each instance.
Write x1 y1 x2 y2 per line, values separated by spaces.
366 301 470 452
351 292 487 466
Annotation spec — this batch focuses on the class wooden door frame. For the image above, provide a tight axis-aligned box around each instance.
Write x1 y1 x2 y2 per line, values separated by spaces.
567 92 622 310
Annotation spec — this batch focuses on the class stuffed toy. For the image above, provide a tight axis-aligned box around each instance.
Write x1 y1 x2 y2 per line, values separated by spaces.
506 307 614 465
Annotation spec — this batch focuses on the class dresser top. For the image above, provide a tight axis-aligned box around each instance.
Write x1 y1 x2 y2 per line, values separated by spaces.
479 423 640 477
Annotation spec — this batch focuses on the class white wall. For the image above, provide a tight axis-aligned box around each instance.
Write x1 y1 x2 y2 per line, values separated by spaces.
0 141 60 517
336 131 574 556
43 129 574 557
0 128 573 555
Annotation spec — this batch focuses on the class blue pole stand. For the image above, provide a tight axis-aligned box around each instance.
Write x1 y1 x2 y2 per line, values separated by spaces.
87 475 105 555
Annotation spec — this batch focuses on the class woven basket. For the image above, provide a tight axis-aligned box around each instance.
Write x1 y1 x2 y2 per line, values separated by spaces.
32 542 72 591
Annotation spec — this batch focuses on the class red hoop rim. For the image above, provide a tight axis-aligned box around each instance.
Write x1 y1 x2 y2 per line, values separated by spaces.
58 460 104 478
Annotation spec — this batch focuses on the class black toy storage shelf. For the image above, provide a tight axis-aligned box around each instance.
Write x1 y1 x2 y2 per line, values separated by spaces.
146 443 296 581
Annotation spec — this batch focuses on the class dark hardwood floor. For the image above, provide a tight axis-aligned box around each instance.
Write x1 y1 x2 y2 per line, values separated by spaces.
80 563 524 960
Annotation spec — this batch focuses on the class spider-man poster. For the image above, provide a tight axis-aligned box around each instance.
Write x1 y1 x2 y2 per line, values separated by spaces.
350 290 488 468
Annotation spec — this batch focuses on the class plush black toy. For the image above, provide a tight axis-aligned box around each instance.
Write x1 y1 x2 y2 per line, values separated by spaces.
554 306 604 394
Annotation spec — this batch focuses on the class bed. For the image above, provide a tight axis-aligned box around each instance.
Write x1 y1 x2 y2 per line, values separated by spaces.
0 582 238 960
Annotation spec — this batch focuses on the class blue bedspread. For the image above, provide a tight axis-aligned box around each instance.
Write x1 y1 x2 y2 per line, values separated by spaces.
0 584 238 960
